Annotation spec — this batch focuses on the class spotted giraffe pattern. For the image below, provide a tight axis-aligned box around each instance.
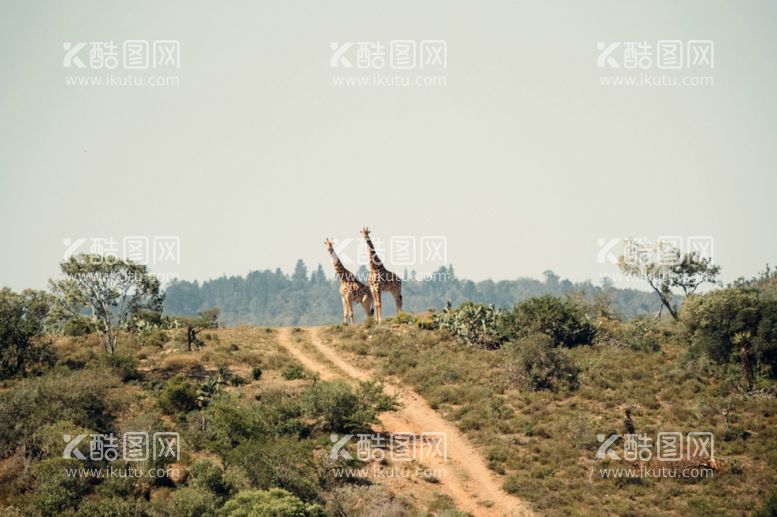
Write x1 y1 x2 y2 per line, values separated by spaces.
360 227 402 323
325 239 373 324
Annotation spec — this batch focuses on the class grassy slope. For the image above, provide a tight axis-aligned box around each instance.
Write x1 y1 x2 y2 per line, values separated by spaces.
322 322 777 516
1 327 464 516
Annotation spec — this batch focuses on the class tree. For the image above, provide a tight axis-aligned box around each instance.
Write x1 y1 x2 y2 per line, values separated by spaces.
171 307 221 351
49 254 163 355
0 288 54 378
220 488 323 517
619 241 720 320
292 259 308 285
681 287 777 387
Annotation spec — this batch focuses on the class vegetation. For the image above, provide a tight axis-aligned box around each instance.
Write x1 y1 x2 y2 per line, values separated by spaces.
431 295 597 349
164 266 672 325
619 244 721 320
0 288 54 378
1 254 776 515
49 254 163 354
323 281 777 516
503 333 580 391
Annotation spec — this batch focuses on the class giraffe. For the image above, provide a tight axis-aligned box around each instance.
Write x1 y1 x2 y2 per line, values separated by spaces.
324 239 373 324
360 227 402 323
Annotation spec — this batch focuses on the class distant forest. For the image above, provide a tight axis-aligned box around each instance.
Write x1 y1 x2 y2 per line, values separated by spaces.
163 261 669 326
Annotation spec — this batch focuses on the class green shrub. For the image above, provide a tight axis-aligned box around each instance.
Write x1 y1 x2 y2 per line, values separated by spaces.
250 366 262 380
30 458 90 515
510 295 596 347
189 460 230 497
220 488 323 517
0 288 55 378
133 326 168 348
169 485 219 517
754 488 777 517
302 379 398 433
0 368 118 455
282 365 307 380
504 333 579 391
103 353 140 381
432 301 507 349
78 497 149 517
159 376 198 414
682 288 777 380
64 316 96 336
32 420 92 459
597 318 660 352
227 436 319 502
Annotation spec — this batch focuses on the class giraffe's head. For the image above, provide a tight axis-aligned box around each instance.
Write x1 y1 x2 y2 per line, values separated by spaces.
324 238 335 254
360 227 371 239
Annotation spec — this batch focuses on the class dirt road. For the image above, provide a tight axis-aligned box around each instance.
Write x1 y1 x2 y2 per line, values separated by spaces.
277 327 533 517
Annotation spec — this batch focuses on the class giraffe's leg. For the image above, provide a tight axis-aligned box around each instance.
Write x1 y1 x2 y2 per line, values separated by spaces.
372 287 382 323
391 287 403 316
360 294 372 323
340 296 348 325
347 298 355 325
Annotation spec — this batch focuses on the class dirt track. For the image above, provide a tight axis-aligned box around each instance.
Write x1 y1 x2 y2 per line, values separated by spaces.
277 327 533 517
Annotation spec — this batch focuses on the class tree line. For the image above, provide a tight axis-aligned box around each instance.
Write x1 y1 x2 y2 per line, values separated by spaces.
163 260 673 326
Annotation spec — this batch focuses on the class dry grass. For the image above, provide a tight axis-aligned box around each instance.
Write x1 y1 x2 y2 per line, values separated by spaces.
324 323 777 516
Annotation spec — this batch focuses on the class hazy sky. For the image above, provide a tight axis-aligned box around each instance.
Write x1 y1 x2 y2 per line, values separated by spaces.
1 0 776 291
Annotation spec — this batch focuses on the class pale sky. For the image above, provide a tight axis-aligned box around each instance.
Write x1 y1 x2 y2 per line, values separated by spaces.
1 0 776 291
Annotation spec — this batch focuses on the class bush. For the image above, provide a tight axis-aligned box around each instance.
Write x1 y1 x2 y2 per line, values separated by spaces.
133 327 168 348
302 380 399 433
326 485 414 517
159 376 198 414
754 488 777 517
597 318 660 352
432 302 507 349
30 458 90 515
220 488 323 517
168 485 219 517
510 296 596 347
504 333 579 391
250 366 262 380
227 436 319 502
103 353 140 381
282 364 307 380
64 316 96 336
78 497 149 517
681 288 777 380
0 288 55 378
0 368 118 456
189 460 230 497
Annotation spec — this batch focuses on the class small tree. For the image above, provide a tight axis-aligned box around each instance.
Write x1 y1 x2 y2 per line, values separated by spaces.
619 241 720 320
681 287 777 387
49 254 163 355
0 288 54 378
171 307 220 351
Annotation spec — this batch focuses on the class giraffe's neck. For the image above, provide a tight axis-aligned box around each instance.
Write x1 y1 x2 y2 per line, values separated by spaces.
330 251 356 282
364 236 385 272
